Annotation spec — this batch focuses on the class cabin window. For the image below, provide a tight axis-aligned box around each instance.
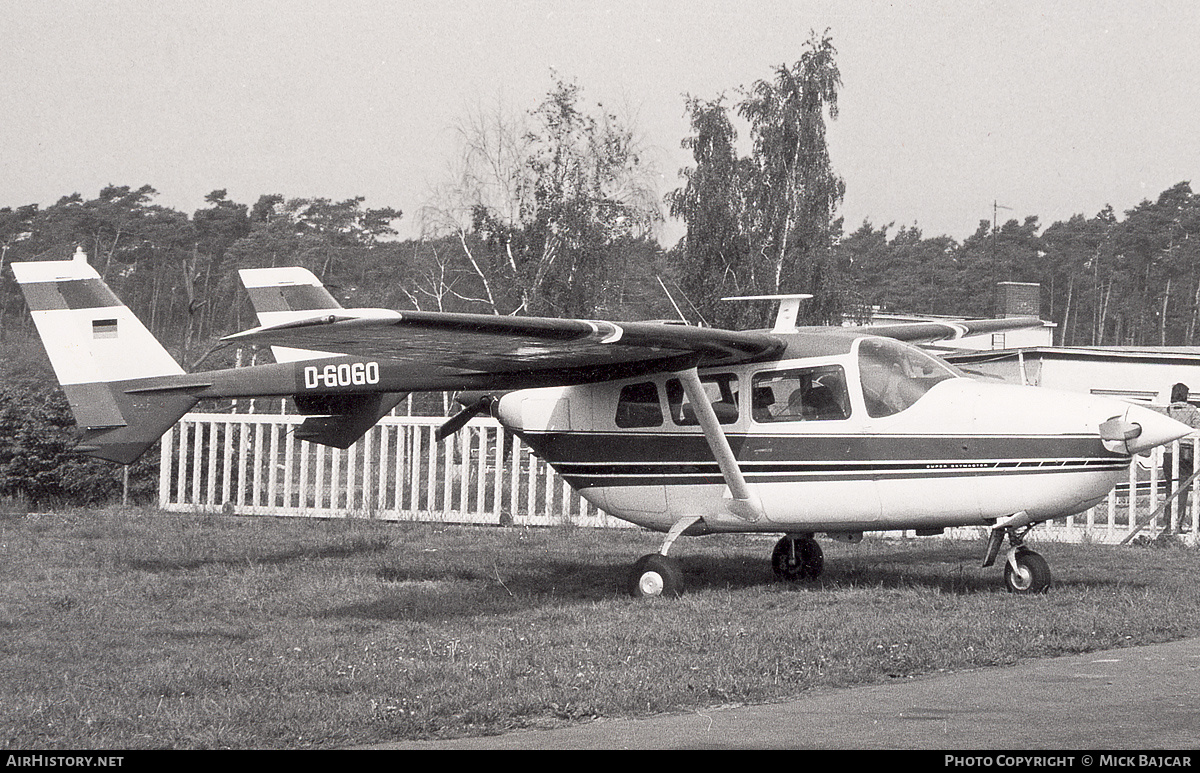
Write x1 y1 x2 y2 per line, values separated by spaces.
857 337 957 418
615 381 663 428
751 365 850 423
665 373 740 425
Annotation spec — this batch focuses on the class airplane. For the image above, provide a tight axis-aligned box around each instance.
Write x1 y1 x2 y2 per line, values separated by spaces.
11 248 1192 598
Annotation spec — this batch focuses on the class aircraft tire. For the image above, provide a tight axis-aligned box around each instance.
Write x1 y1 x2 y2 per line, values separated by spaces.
628 553 684 598
1003 549 1051 594
771 536 824 581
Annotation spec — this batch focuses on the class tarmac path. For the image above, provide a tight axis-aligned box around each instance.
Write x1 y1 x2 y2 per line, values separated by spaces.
372 635 1200 750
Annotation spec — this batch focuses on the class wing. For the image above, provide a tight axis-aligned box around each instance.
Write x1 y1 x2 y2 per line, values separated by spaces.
854 316 1043 344
223 310 785 390
223 273 1039 392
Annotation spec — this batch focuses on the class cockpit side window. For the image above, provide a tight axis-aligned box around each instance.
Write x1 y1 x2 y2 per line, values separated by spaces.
858 337 957 418
751 365 851 423
665 373 739 425
615 381 664 428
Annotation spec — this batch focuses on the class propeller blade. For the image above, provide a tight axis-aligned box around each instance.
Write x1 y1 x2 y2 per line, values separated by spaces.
500 426 514 460
435 395 494 442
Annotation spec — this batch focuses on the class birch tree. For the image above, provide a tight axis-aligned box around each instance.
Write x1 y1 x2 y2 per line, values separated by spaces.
422 75 661 318
666 96 754 327
670 31 846 328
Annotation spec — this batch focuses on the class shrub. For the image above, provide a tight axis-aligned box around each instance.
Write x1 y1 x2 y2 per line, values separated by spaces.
0 340 158 507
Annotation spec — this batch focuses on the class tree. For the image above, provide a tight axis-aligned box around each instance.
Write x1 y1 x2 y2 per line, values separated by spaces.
0 203 39 339
232 195 401 278
950 215 1043 319
1112 182 1200 346
0 340 157 506
1041 214 1097 346
670 31 845 328
219 194 402 334
423 74 661 318
840 222 959 319
3 185 199 353
666 96 754 326
739 30 845 323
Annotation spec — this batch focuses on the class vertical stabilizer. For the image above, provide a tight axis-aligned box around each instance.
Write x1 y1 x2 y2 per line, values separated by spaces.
237 266 409 446
238 266 342 363
11 249 198 463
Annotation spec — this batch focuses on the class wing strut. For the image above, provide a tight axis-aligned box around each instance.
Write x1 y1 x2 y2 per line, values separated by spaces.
676 367 763 521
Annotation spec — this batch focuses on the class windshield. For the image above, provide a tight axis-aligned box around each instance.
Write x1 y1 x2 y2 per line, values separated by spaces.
858 337 958 418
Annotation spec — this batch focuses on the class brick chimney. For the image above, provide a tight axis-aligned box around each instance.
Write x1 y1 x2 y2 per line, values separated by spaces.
995 281 1041 318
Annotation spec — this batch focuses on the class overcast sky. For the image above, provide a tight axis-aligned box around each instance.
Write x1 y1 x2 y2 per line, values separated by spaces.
4 0 1198 247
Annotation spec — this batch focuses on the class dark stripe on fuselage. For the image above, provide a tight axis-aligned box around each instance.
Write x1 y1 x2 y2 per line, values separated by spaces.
19 278 123 311
518 431 1121 464
557 459 1128 489
556 458 1126 476
515 431 1128 489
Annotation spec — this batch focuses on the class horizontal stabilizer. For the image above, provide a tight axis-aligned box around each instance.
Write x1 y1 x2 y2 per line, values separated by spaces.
73 387 201 464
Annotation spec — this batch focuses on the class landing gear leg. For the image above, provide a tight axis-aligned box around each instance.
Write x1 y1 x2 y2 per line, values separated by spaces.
771 534 824 582
627 515 702 598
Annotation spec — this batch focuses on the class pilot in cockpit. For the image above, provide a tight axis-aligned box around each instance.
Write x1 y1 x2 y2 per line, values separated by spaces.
752 386 775 423
800 382 844 420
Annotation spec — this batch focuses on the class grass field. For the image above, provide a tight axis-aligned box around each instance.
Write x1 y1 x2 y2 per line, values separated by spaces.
2 508 1199 749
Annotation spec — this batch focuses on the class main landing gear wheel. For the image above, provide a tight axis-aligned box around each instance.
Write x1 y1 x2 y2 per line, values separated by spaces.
1004 548 1051 594
771 535 824 582
628 553 684 598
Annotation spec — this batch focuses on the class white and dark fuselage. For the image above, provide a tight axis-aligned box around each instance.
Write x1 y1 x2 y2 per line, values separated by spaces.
494 333 1172 535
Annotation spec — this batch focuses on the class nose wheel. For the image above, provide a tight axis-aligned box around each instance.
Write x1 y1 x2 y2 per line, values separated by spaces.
1003 547 1051 594
771 534 824 582
984 515 1053 594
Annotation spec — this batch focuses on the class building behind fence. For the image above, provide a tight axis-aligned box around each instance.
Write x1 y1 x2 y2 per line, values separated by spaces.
159 412 1199 545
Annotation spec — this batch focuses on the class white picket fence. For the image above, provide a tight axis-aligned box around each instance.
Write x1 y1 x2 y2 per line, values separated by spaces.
157 412 628 528
1031 435 1200 546
158 412 1199 545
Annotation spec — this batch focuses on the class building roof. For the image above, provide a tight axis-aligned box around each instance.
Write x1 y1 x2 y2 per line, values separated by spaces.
945 346 1200 365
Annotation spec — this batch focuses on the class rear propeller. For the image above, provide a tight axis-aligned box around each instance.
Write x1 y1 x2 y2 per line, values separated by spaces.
435 393 496 442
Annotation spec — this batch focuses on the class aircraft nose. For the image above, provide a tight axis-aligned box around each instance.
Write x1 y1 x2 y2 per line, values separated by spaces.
1106 403 1195 455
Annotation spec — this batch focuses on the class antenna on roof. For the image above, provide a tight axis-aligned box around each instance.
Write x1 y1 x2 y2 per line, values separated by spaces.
657 276 709 327
657 276 690 324
722 294 813 333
